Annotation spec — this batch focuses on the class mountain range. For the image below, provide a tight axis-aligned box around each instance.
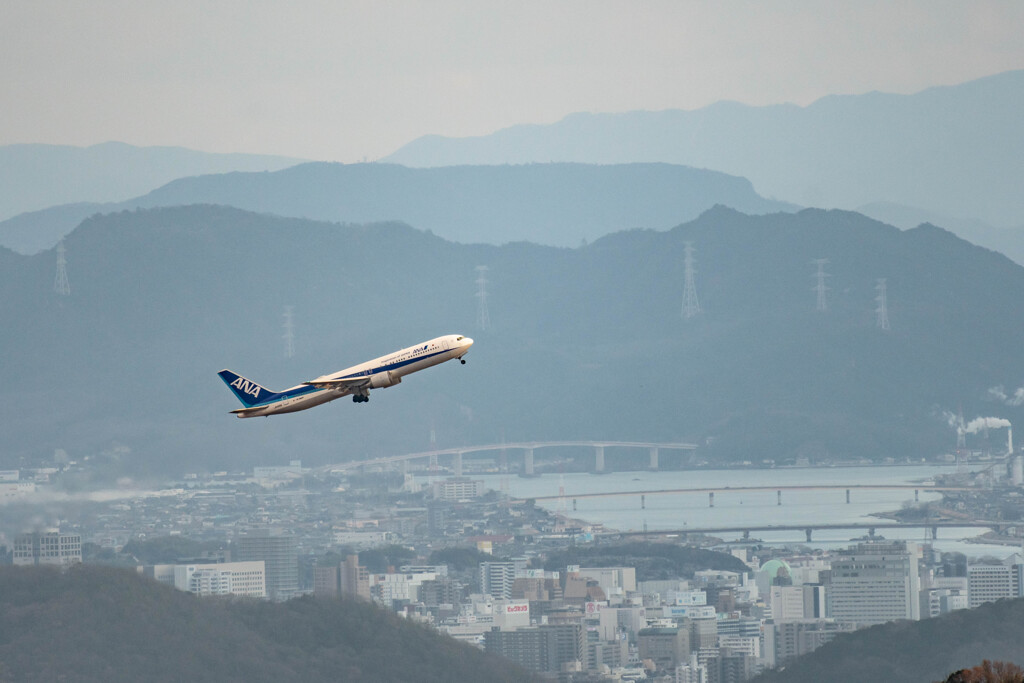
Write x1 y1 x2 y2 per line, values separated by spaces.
0 161 795 254
385 70 1024 232
3 203 1022 477
0 141 304 224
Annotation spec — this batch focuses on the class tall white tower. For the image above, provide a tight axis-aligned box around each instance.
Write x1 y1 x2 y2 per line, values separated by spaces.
54 240 70 295
812 259 830 312
475 265 491 332
681 241 702 319
875 279 890 330
283 306 295 358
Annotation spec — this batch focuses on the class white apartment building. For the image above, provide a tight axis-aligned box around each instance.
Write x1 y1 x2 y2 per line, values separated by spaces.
170 561 267 598
827 541 921 626
967 556 1024 608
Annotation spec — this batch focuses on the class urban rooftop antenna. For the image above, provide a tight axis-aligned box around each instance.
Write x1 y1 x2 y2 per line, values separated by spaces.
681 241 702 319
475 265 491 332
812 259 830 312
54 240 70 296
283 305 295 358
875 279 890 330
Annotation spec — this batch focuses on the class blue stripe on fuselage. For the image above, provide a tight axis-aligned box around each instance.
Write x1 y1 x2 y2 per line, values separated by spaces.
250 347 450 408
336 347 449 380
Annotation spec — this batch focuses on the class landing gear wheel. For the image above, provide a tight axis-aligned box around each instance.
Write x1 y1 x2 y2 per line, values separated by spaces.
460 359 466 365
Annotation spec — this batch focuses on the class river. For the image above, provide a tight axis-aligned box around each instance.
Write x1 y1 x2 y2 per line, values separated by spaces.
465 465 1021 560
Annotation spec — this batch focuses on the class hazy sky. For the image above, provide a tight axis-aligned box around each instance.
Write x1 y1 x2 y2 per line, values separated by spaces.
2 1 1023 162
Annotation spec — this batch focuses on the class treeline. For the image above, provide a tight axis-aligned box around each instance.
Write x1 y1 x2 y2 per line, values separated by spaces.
542 542 750 580
0 564 537 683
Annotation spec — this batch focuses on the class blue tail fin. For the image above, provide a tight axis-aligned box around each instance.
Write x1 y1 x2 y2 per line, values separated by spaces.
218 370 275 407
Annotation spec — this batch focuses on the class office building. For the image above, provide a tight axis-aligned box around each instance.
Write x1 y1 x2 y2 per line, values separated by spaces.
235 528 298 601
484 624 584 675
827 541 920 626
13 531 81 567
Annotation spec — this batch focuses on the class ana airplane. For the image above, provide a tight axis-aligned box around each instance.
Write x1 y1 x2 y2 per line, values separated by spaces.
218 334 473 418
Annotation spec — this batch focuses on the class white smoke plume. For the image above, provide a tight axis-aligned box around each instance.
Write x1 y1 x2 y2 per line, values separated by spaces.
965 416 1012 434
987 385 1024 406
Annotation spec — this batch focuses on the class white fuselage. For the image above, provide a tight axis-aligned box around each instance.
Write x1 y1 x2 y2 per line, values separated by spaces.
233 334 473 417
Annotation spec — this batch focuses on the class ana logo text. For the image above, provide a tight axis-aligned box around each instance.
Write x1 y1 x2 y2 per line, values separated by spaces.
230 377 261 399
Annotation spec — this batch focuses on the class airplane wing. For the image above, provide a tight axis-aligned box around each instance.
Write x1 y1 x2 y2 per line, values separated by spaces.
303 376 371 391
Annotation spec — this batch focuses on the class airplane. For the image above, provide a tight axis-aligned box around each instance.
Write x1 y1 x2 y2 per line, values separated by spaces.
217 334 473 418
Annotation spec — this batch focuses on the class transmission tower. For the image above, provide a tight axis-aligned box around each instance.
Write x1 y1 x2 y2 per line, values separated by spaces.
283 306 295 358
681 241 702 319
54 240 70 295
475 265 491 331
874 279 890 330
812 259 830 312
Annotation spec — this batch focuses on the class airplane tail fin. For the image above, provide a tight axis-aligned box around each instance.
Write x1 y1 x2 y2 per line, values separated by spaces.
218 370 275 407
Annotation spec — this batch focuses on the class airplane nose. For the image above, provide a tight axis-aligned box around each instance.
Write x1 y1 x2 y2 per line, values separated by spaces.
463 337 474 348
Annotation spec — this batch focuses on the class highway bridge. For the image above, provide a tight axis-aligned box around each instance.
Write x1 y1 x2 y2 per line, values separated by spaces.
605 520 1002 543
523 483 978 507
320 440 699 477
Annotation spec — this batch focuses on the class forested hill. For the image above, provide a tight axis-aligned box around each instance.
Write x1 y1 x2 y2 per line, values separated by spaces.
4 204 1024 475
752 596 1024 683
0 564 536 682
0 161 795 253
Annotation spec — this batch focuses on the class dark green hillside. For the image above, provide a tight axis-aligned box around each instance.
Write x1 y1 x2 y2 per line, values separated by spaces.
3 204 1024 475
0 564 537 683
752 597 1024 683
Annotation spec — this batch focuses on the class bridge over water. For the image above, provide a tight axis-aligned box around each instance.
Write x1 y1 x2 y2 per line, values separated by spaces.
606 520 1001 543
320 440 699 477
523 483 977 507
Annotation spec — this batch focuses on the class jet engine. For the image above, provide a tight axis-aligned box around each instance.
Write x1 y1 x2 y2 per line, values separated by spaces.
370 371 402 389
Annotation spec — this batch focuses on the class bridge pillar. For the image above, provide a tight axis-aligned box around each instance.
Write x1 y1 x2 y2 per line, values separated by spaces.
709 492 715 508
641 495 645 509
932 525 939 540
649 447 659 470
868 528 876 538
743 530 750 540
915 489 919 502
572 498 577 511
595 446 605 473
805 528 812 542
429 453 438 474
777 490 782 506
524 448 535 477
454 451 463 478
846 489 850 504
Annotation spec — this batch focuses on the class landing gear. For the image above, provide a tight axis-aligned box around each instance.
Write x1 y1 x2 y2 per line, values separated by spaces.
460 358 466 365
352 394 369 403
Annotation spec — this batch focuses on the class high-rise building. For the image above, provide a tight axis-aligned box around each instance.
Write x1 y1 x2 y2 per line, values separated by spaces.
967 555 1024 608
235 528 298 601
479 558 526 599
340 554 371 600
826 541 921 626
13 531 81 567
484 624 584 675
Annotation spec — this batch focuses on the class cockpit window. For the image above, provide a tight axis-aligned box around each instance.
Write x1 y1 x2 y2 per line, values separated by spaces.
456 336 463 341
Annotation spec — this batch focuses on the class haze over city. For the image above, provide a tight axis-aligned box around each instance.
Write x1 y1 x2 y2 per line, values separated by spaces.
4 3 1024 682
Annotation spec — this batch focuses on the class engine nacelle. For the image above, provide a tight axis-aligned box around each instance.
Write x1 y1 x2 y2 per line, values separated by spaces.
369 370 402 389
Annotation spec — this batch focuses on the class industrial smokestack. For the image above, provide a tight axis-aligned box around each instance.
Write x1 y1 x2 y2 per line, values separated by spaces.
1009 427 1014 458
1013 456 1024 487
